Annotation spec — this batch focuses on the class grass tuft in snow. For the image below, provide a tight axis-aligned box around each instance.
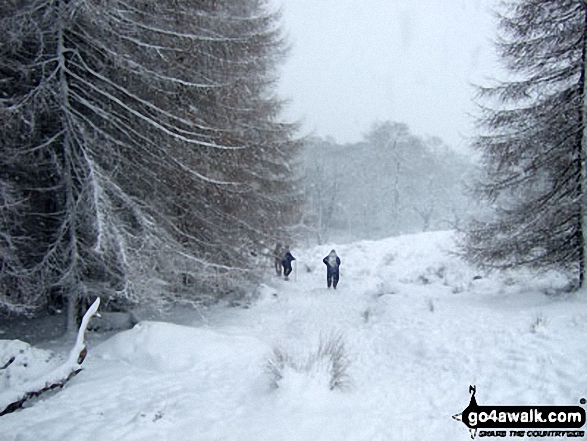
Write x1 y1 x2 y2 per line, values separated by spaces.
529 314 548 333
268 333 351 392
362 308 371 323
382 252 396 266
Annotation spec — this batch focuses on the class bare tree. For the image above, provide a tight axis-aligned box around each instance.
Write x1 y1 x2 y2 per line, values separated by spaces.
364 121 435 236
301 129 472 242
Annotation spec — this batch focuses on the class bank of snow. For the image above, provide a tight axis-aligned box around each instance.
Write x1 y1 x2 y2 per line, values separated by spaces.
2 230 587 441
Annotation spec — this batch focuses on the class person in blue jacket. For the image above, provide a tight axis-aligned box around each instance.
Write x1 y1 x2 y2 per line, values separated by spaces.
281 246 295 279
323 249 341 289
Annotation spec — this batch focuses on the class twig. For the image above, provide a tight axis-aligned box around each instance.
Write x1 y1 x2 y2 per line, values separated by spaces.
1 357 15 370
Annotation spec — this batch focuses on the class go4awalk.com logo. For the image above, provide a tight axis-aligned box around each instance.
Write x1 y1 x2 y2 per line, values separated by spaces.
453 386 586 439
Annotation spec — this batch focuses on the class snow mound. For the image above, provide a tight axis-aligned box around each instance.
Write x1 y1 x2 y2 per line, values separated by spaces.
298 230 573 297
0 340 59 389
5 230 587 441
298 230 470 295
94 321 267 372
275 365 337 408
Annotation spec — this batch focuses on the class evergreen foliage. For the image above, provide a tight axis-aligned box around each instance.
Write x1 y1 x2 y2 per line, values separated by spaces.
0 0 302 320
463 0 587 286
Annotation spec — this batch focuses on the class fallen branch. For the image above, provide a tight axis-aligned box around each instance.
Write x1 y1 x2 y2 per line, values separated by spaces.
0 297 101 416
1 356 15 370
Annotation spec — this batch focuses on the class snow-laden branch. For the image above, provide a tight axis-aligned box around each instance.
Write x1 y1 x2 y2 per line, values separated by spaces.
65 35 226 89
67 297 100 364
11 130 65 155
109 9 250 43
65 68 246 151
66 90 241 186
66 56 220 133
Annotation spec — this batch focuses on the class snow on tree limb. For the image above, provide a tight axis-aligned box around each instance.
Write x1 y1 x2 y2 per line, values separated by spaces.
68 297 100 365
462 0 587 285
1 0 303 315
0 298 101 417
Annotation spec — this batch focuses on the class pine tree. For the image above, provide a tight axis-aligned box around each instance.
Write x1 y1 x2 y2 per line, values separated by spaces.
463 0 587 286
0 0 301 321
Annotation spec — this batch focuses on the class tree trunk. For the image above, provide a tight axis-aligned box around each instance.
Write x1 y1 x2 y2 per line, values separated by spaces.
66 292 79 334
580 1 587 288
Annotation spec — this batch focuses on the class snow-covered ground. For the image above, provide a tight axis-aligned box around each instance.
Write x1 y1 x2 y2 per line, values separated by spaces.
2 231 587 440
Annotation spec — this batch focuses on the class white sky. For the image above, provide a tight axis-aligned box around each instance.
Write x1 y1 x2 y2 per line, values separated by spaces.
273 0 501 152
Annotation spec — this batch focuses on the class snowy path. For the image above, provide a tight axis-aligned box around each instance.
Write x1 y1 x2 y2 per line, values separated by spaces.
2 231 587 440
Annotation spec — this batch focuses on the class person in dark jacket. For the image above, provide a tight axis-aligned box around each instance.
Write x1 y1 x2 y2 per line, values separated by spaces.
323 249 341 289
281 246 295 279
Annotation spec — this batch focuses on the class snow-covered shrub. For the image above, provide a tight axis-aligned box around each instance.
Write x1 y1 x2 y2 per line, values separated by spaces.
268 333 351 392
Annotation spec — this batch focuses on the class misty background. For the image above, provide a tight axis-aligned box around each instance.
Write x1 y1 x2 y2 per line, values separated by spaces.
275 0 498 243
274 0 500 150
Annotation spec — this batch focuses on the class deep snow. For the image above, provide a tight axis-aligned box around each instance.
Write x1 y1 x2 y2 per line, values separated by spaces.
2 231 587 440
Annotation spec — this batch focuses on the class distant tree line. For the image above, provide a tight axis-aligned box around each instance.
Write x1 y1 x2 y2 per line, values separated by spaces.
0 0 302 326
463 0 587 288
302 122 473 244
